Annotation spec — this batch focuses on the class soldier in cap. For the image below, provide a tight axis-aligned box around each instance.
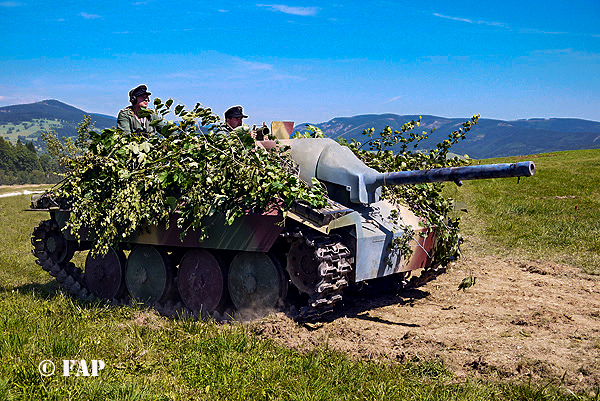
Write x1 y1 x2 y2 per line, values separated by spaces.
117 84 165 135
214 105 255 138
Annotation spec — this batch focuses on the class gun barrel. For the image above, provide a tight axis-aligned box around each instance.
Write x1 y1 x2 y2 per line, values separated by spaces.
373 161 535 187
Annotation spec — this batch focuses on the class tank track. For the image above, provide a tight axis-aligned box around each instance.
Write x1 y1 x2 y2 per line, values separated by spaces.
31 219 353 322
31 219 93 301
294 234 352 322
31 219 197 319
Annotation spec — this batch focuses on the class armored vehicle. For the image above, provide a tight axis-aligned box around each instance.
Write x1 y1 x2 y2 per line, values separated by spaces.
30 122 535 320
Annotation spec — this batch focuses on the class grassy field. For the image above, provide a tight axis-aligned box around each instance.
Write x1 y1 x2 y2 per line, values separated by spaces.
445 148 600 274
0 119 63 142
0 148 598 400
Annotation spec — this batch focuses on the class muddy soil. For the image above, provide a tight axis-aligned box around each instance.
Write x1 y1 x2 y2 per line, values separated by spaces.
252 253 600 392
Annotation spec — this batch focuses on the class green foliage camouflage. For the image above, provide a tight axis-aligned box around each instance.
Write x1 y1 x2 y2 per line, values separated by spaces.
43 100 328 255
44 99 476 265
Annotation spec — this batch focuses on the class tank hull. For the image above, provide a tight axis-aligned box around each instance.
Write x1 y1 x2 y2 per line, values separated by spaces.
32 197 437 321
30 134 534 321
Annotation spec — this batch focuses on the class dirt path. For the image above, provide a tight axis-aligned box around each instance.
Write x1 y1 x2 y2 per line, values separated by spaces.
253 254 600 392
0 189 45 198
0 184 48 197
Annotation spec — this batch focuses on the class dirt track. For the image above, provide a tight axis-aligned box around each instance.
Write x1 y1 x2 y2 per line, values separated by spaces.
252 253 600 392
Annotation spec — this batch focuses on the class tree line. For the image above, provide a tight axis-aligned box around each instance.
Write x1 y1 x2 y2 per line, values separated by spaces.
0 137 61 185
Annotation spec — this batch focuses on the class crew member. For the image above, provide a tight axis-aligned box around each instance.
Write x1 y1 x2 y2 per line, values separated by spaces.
117 84 165 134
215 105 255 138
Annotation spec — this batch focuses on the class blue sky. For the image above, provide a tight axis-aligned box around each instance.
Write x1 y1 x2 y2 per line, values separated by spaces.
1 0 599 124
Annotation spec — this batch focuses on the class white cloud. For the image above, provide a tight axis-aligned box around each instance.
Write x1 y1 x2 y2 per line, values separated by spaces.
433 13 600 38
433 13 508 28
79 12 101 19
433 13 471 24
433 12 600 38
531 48 574 55
164 72 201 80
257 4 319 16
0 2 22 7
432 11 599 39
519 27 568 35
385 95 402 104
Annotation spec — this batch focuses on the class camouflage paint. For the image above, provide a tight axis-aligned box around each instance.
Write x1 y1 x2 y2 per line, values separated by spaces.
132 208 284 251
50 208 284 252
270 121 294 140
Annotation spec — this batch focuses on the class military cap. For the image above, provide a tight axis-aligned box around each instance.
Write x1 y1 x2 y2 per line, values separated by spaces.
224 105 248 119
129 84 151 103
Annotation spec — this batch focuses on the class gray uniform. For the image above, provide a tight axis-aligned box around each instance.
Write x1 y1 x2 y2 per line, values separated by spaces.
117 106 165 135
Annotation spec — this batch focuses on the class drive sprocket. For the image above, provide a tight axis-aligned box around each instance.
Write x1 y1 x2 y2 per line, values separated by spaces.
286 233 352 321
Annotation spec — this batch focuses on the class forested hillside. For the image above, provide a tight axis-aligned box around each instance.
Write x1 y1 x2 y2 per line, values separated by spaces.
0 137 59 185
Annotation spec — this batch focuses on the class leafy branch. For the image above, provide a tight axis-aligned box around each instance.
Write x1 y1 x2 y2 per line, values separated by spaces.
44 99 327 255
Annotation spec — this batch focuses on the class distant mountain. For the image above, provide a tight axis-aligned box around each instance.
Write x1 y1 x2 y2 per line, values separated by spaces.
0 100 116 147
0 99 115 127
295 114 600 159
3 100 600 159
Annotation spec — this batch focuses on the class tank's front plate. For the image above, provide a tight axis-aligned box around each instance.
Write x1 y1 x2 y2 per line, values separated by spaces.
328 200 435 282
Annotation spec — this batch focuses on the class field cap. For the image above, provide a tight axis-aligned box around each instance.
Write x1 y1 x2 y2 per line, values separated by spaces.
225 105 248 119
129 84 151 101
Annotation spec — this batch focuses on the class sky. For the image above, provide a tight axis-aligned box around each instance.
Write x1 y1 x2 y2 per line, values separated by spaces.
1 0 599 125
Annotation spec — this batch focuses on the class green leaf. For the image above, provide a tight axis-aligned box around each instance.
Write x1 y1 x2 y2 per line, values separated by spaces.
165 196 177 212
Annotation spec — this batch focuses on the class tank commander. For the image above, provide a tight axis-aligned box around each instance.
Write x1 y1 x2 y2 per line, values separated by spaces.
215 105 256 139
117 84 165 135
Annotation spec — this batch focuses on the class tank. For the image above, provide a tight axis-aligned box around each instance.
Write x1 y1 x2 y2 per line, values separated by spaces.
30 122 535 321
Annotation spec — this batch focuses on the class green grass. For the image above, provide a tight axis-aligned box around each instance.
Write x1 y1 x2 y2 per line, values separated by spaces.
445 148 600 274
0 119 63 141
0 287 588 401
1 147 599 399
